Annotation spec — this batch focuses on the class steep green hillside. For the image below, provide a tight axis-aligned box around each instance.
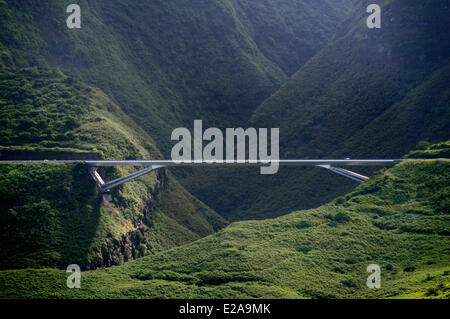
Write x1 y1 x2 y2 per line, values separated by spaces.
0 143 448 298
0 65 226 270
230 0 356 75
0 0 360 270
252 0 449 156
0 0 361 224
0 0 355 154
180 0 450 220
406 141 450 160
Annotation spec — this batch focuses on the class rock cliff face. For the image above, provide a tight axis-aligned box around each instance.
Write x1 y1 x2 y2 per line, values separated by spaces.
86 169 169 270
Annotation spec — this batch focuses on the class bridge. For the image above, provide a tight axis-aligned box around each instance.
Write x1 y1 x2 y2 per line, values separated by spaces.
0 159 407 193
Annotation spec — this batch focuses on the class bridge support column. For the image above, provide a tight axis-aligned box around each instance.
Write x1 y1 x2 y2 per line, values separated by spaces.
316 165 369 183
88 165 166 193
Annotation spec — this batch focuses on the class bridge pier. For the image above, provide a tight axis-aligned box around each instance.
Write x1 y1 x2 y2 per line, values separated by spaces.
89 165 166 193
316 165 368 183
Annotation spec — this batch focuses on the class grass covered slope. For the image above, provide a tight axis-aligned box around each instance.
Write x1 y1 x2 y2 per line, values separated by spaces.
230 0 356 75
180 0 450 221
0 65 226 270
251 0 449 157
1 147 448 298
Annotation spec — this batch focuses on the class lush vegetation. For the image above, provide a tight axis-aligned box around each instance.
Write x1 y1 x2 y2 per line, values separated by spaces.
179 0 450 221
1 1 447 223
0 0 364 223
0 66 226 270
252 0 449 158
0 0 448 300
0 147 448 298
407 141 450 160
0 0 355 154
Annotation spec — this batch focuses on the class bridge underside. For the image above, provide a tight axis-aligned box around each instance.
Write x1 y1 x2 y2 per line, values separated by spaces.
1 159 407 193
83 160 397 192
